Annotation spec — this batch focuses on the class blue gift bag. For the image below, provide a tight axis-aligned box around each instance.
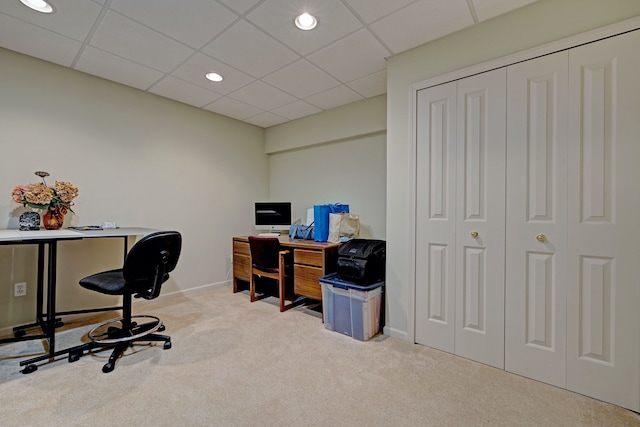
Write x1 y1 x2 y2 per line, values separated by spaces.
314 204 349 242
329 203 349 214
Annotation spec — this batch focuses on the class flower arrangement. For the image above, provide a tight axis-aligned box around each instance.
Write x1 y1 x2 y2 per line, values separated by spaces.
12 171 79 215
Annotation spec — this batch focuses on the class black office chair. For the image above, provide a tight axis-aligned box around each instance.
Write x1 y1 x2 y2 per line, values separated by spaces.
248 236 298 312
67 230 182 373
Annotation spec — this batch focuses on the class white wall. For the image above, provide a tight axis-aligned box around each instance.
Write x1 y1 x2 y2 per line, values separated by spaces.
265 94 386 153
385 0 640 340
266 96 387 239
268 132 386 239
0 48 267 328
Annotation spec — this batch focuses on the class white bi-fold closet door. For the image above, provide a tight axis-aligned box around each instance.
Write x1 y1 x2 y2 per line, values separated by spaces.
416 29 640 411
505 30 640 410
565 30 640 411
415 68 506 370
504 50 569 388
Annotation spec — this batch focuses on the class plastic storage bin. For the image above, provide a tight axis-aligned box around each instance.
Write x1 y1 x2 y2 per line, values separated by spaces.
320 273 384 341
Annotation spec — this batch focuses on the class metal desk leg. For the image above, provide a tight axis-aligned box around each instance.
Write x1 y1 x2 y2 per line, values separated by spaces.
2 243 48 342
9 243 46 331
46 240 57 358
19 241 59 373
37 243 45 327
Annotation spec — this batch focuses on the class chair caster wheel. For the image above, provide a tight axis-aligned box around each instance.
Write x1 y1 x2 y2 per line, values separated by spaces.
55 320 65 328
102 362 115 373
22 364 37 374
163 341 172 350
158 324 166 332
69 352 81 363
14 329 26 338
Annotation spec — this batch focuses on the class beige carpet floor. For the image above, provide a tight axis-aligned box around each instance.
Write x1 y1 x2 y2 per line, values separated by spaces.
0 284 638 427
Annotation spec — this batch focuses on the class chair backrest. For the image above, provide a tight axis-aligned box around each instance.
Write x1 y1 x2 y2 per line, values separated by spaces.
248 236 281 270
123 231 182 300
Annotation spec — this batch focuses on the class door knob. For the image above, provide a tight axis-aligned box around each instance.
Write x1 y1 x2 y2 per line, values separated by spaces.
536 234 546 242
471 231 479 238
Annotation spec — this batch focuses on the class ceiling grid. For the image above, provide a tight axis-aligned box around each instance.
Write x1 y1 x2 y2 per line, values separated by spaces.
0 0 538 127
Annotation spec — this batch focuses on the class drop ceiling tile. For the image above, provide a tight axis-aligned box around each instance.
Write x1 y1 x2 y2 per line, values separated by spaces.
1 0 535 127
308 29 388 83
262 59 339 99
229 80 297 111
271 101 322 121
246 0 362 55
472 0 539 22
217 0 262 15
0 0 102 41
305 85 363 110
74 46 164 89
371 0 474 54
110 0 237 49
203 97 263 121
243 112 288 128
89 11 195 72
149 76 223 108
172 53 255 95
201 20 298 79
0 14 81 67
343 0 416 24
347 69 387 98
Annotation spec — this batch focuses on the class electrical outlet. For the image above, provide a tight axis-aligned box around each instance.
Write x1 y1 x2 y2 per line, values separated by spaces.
14 282 27 297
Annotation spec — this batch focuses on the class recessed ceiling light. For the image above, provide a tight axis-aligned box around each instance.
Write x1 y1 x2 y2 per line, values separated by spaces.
19 0 55 13
205 72 223 82
295 12 317 31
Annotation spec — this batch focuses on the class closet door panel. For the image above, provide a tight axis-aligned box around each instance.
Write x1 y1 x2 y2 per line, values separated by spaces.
455 68 506 369
567 30 640 412
415 82 457 352
505 51 568 388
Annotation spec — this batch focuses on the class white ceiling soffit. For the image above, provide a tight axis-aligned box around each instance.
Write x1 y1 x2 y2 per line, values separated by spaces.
0 0 538 128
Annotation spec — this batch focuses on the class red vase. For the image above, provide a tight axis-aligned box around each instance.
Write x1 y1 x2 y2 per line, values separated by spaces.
42 207 65 230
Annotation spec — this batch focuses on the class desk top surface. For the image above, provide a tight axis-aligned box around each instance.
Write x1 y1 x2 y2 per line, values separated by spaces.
0 227 159 243
71 227 158 238
0 230 22 242
234 235 340 249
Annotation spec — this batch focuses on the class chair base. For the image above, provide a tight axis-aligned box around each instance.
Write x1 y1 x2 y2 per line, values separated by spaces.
88 315 164 344
57 315 171 373
66 333 172 373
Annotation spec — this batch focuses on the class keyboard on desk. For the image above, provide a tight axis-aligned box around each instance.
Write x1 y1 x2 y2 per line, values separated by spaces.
258 233 281 237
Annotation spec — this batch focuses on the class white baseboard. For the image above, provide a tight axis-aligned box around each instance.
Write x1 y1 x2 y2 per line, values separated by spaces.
157 280 231 299
383 325 408 342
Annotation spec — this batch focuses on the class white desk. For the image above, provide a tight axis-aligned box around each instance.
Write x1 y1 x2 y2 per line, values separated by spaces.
0 230 22 241
0 227 158 371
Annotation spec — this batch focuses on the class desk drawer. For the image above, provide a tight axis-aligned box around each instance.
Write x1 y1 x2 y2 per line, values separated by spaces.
233 254 251 281
233 241 250 256
294 265 323 300
294 249 323 267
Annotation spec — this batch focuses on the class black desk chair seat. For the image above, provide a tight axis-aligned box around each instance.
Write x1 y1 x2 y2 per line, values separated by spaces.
66 231 182 373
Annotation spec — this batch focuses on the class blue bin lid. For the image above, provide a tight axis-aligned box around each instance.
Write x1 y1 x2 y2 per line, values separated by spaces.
319 272 384 291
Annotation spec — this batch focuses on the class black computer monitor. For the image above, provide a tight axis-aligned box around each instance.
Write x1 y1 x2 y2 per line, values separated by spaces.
254 202 292 232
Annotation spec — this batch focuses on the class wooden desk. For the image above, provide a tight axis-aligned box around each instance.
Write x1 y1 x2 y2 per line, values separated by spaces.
232 236 340 301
